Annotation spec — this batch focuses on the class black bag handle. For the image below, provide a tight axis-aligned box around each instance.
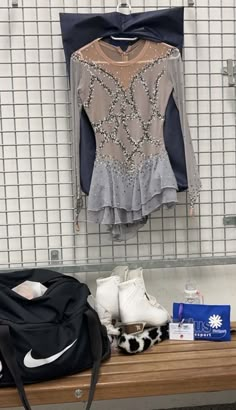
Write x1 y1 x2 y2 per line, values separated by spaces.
84 309 104 410
0 325 32 410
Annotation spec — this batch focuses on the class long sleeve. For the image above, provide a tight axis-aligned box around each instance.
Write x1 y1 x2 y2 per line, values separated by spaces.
70 55 83 227
167 49 201 209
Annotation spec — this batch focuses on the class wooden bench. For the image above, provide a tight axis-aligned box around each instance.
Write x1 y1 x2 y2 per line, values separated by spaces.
1 332 236 408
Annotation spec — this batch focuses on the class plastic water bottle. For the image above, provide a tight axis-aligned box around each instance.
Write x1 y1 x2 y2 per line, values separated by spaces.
184 281 203 304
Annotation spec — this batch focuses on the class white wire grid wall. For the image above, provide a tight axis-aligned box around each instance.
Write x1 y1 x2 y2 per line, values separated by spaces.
0 0 236 270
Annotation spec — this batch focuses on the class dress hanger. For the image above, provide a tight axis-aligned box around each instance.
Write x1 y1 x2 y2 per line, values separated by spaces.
110 35 138 41
116 1 132 13
111 1 138 42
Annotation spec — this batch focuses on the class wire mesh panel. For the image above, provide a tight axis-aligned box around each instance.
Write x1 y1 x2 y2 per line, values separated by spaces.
0 0 236 270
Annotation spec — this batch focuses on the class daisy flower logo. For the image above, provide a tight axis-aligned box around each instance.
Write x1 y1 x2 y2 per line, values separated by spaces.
208 314 223 329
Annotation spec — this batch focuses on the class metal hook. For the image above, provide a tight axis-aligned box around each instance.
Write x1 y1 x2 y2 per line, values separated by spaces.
12 0 19 7
187 0 194 6
222 59 236 87
116 1 132 13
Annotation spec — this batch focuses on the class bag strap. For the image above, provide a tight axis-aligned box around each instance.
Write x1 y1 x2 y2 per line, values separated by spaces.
0 325 32 410
84 309 103 410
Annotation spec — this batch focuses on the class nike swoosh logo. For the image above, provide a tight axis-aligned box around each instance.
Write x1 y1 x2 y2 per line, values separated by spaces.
24 339 77 368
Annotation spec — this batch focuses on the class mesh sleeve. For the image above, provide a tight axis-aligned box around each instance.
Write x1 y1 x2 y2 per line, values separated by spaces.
167 49 201 209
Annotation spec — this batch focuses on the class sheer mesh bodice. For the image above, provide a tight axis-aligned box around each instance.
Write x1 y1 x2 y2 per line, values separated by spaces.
70 39 201 240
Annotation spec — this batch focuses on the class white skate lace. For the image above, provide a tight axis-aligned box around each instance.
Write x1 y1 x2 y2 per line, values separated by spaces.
97 303 120 336
145 292 170 320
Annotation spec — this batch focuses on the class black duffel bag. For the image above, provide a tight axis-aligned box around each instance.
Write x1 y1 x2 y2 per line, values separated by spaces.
0 269 110 410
